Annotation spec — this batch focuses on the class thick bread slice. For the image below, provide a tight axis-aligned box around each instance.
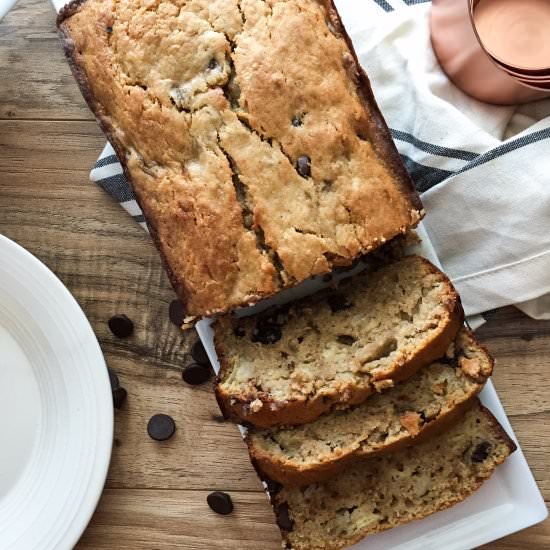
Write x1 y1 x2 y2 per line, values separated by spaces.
214 256 463 428
247 327 493 485
262 401 516 550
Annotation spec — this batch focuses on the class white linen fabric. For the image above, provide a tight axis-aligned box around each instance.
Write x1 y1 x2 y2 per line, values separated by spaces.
78 0 550 320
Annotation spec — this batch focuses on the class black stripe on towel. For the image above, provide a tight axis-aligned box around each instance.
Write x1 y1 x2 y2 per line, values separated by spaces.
96 173 135 203
400 155 454 192
391 129 479 161
134 214 146 223
456 126 550 176
94 154 120 169
402 0 431 5
373 0 394 11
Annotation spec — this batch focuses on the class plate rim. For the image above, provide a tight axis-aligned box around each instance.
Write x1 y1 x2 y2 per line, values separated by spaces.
0 234 113 550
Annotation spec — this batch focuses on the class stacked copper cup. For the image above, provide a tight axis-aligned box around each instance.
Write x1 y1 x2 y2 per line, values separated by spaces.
431 0 550 105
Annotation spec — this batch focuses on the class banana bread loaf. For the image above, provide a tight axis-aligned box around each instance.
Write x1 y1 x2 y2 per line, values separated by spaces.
247 327 492 485
262 401 515 550
215 255 463 427
57 0 422 319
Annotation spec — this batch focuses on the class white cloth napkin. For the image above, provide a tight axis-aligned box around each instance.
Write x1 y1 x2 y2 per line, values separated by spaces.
81 0 550 320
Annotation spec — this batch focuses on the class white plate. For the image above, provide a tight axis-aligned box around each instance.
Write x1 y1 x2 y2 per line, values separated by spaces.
196 224 547 549
0 235 113 550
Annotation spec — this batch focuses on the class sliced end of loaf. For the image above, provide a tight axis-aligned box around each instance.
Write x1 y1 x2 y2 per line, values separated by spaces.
264 401 515 550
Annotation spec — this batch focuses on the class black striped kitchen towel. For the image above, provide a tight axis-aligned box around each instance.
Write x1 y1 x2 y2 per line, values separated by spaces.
89 0 550 321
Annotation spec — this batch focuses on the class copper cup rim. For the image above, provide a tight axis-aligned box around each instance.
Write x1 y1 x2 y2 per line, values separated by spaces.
469 0 550 74
516 78 550 90
492 59 550 80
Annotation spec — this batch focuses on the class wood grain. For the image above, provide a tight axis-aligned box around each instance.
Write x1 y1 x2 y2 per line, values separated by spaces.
0 0 548 548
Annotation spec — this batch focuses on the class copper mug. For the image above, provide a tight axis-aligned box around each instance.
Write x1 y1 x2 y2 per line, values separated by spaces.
430 0 550 105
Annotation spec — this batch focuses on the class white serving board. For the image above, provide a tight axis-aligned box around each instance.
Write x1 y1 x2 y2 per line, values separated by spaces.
196 224 547 550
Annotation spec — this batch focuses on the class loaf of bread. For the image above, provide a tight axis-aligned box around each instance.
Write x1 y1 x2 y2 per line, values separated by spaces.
261 401 515 550
247 327 492 485
215 255 463 427
57 0 422 319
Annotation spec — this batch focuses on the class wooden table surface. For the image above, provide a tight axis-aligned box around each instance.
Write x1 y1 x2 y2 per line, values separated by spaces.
1 1 549 548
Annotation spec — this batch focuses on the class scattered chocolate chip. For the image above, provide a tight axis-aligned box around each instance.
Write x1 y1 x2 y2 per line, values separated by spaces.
471 441 492 463
108 368 120 390
208 58 219 70
296 155 311 178
169 299 185 327
276 502 294 531
182 362 211 385
207 491 234 515
291 115 303 127
233 326 246 338
108 314 134 338
106 26 113 33
252 323 282 345
327 293 353 313
337 334 356 346
322 273 333 283
147 414 176 441
112 387 127 409
191 340 210 366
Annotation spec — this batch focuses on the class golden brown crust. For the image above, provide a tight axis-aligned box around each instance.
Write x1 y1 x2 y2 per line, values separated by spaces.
57 0 422 319
215 257 464 428
320 0 423 214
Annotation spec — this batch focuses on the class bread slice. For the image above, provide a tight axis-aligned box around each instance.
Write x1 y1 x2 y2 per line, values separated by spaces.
247 327 493 485
214 256 463 428
261 401 515 550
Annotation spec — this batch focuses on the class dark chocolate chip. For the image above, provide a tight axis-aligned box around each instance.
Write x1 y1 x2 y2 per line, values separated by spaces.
208 58 219 70
233 326 246 338
276 502 294 532
191 340 210 366
327 293 352 313
182 362 211 385
322 273 333 283
108 314 134 338
291 115 303 127
296 155 311 178
112 387 127 409
337 334 356 346
471 441 492 463
108 368 120 390
147 414 176 441
251 323 282 345
265 478 283 496
169 299 185 327
322 180 333 192
106 26 113 33
207 491 234 515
